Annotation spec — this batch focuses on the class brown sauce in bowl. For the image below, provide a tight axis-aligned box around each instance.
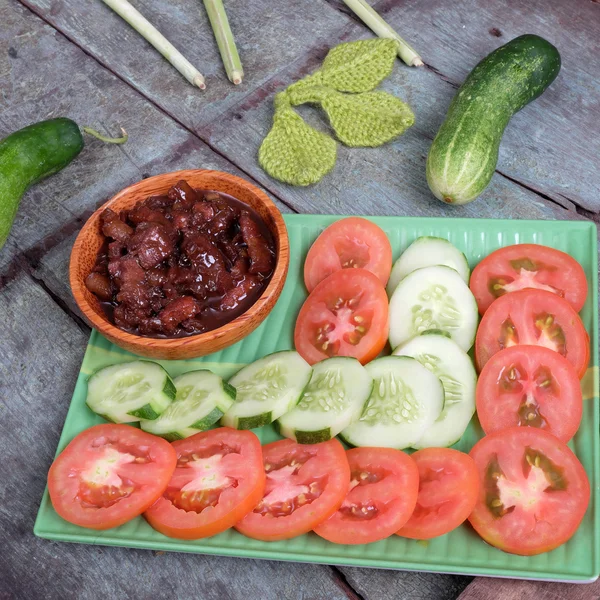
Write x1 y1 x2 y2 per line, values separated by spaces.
85 180 275 338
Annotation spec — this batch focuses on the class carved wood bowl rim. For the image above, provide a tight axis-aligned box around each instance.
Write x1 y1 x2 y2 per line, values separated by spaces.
69 169 290 360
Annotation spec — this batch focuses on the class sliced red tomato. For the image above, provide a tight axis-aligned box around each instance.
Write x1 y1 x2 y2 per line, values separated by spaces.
314 447 418 545
234 438 350 541
468 427 590 556
294 268 389 365
477 345 583 442
304 217 392 293
470 244 587 315
144 428 265 539
396 448 480 540
48 424 177 530
475 289 589 379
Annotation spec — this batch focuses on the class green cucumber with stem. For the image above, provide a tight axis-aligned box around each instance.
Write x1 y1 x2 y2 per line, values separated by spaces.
0 118 126 249
426 34 561 205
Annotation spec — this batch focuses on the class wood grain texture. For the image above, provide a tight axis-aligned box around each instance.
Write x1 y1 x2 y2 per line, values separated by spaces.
19 0 352 129
70 169 289 359
204 49 592 223
1 0 598 598
21 0 600 218
340 568 472 600
458 576 600 600
0 0 290 276
336 0 600 213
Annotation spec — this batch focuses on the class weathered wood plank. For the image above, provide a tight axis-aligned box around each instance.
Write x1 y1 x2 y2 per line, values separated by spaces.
457 575 600 600
23 0 600 217
340 568 471 600
20 0 352 128
203 50 592 223
0 0 290 276
333 0 600 213
0 274 352 600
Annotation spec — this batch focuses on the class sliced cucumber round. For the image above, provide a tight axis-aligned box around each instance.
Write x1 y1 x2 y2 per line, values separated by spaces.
221 351 312 430
387 236 470 296
394 334 477 448
140 370 235 440
277 357 372 444
340 356 444 449
388 265 478 351
86 360 176 423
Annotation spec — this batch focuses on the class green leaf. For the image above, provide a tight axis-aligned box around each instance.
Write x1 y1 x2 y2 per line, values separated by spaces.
321 90 415 147
320 39 398 93
259 105 337 186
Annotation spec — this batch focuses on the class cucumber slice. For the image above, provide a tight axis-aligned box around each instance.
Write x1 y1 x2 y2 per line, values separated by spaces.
221 351 312 430
86 360 176 423
340 356 444 449
393 334 477 448
388 265 478 351
387 236 470 295
277 357 372 444
141 370 235 440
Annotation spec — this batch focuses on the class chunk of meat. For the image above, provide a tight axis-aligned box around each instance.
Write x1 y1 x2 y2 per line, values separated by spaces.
239 212 274 275
207 205 238 236
110 256 150 309
182 232 233 294
143 195 172 210
192 201 216 224
158 296 202 334
127 206 172 229
128 223 175 269
85 272 113 301
170 210 191 231
114 305 152 330
146 267 168 287
168 180 198 210
108 241 126 261
101 209 133 242
180 317 207 334
220 276 259 311
230 249 249 280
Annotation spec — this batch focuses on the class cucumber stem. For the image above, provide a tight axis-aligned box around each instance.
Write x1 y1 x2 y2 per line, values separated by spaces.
203 0 244 85
101 0 206 89
341 0 423 67
83 126 129 145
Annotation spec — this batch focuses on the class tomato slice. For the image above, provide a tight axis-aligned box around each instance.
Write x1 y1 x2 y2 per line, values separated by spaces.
476 345 583 442
234 438 350 541
304 217 392 293
397 448 480 540
475 289 589 378
294 268 389 365
48 424 177 530
470 244 588 314
314 447 418 544
468 427 590 556
144 428 265 539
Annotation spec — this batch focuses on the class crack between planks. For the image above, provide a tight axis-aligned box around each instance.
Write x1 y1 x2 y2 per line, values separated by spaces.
29 271 91 335
330 566 366 600
15 0 300 218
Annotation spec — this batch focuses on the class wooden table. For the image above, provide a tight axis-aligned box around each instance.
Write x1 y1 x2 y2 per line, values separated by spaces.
1 0 598 598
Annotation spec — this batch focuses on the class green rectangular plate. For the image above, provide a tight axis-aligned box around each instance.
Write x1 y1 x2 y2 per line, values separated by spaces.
34 214 599 582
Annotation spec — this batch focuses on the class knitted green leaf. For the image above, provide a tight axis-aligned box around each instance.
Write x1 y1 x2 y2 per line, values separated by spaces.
320 39 398 93
321 90 415 147
259 106 337 186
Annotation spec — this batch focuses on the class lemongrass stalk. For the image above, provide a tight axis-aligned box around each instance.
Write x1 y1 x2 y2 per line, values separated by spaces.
341 0 423 67
83 126 129 144
102 0 206 88
203 0 243 84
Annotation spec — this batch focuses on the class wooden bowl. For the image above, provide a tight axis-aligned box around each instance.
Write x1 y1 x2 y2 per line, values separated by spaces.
70 169 289 360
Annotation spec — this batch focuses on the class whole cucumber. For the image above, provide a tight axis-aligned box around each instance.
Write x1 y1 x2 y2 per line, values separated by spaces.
0 118 84 248
426 34 561 205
